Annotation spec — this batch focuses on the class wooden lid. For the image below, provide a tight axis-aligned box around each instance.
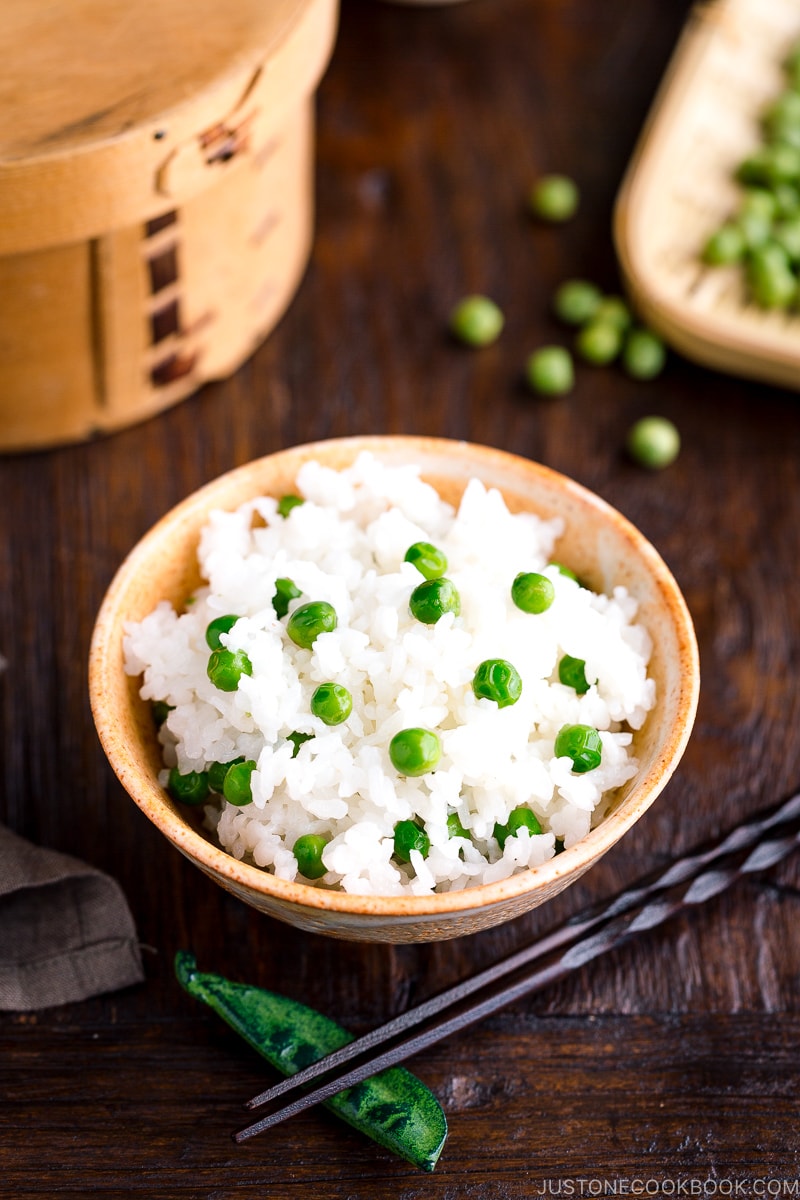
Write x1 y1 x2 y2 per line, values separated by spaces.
0 0 338 254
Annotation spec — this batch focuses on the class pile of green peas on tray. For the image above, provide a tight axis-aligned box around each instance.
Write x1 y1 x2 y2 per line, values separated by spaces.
164 512 610 881
702 39 800 311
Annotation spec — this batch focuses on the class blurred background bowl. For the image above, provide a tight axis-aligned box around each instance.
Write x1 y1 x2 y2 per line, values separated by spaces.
89 435 699 943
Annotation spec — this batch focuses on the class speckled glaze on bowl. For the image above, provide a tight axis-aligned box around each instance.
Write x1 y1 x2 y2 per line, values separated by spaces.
89 436 699 943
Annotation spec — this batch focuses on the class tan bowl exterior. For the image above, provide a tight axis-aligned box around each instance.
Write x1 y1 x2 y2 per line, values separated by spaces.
89 436 700 942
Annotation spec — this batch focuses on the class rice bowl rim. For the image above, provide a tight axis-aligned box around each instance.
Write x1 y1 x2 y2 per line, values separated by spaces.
89 435 700 918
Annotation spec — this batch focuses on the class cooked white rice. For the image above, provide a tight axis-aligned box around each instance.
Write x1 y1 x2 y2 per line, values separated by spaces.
123 452 655 896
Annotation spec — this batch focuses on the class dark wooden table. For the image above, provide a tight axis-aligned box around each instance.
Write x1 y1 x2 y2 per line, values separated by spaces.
3 0 800 1194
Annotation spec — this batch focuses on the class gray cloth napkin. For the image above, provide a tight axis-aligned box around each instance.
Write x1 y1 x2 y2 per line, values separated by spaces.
0 824 144 1011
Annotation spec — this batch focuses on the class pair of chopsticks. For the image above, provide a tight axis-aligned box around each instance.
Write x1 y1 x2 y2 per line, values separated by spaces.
234 790 800 1143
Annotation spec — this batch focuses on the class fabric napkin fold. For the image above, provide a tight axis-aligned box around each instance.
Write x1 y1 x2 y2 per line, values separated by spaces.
0 824 144 1011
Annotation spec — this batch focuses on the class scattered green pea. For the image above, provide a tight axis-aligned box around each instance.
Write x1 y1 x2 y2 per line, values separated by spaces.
494 806 543 849
593 295 632 332
409 577 461 625
558 654 591 695
472 658 522 708
449 295 504 346
549 561 579 583
310 682 353 726
207 647 253 692
511 571 555 614
529 174 579 222
273 577 302 619
626 415 680 470
152 700 174 728
404 542 448 580
554 724 603 773
293 833 330 880
525 346 574 396
575 320 623 365
287 731 314 758
622 328 666 380
277 494 304 518
553 280 602 326
389 728 442 777
167 767 210 807
446 812 468 840
393 820 431 863
287 601 337 649
223 759 257 806
208 757 244 793
205 614 239 650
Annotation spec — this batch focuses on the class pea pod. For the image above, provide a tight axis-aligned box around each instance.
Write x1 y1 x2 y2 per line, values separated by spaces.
175 952 447 1172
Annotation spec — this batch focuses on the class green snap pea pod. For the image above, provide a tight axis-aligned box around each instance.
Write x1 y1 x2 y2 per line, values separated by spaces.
175 952 447 1172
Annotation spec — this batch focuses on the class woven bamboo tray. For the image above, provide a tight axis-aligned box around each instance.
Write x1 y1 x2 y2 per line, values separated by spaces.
0 0 338 452
614 0 800 391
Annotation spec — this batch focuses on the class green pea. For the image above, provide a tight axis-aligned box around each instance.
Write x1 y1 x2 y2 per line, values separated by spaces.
784 44 800 88
205 614 239 650
622 329 666 381
449 295 504 346
511 571 555 614
223 760 257 806
525 346 574 396
208 757 244 793
552 280 602 326
277 494 304 518
273 577 302 619
310 682 352 726
446 812 468 840
737 143 800 187
549 561 579 583
763 90 800 140
404 542 448 580
393 820 431 864
287 601 337 649
287 731 314 758
152 700 174 728
576 320 623 365
389 728 441 777
626 416 680 470
207 647 253 691
529 174 579 222
472 658 522 708
772 216 800 263
554 724 602 773
167 767 210 807
773 182 800 218
739 187 778 220
702 222 746 266
737 209 772 251
293 833 330 880
747 242 797 308
494 806 542 849
593 295 632 332
558 654 591 695
409 577 460 625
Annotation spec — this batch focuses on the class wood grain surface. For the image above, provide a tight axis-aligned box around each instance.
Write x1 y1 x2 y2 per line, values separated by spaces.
2 0 800 1194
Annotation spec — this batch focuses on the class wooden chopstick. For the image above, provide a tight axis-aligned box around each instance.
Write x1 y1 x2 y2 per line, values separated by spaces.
235 790 800 1143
